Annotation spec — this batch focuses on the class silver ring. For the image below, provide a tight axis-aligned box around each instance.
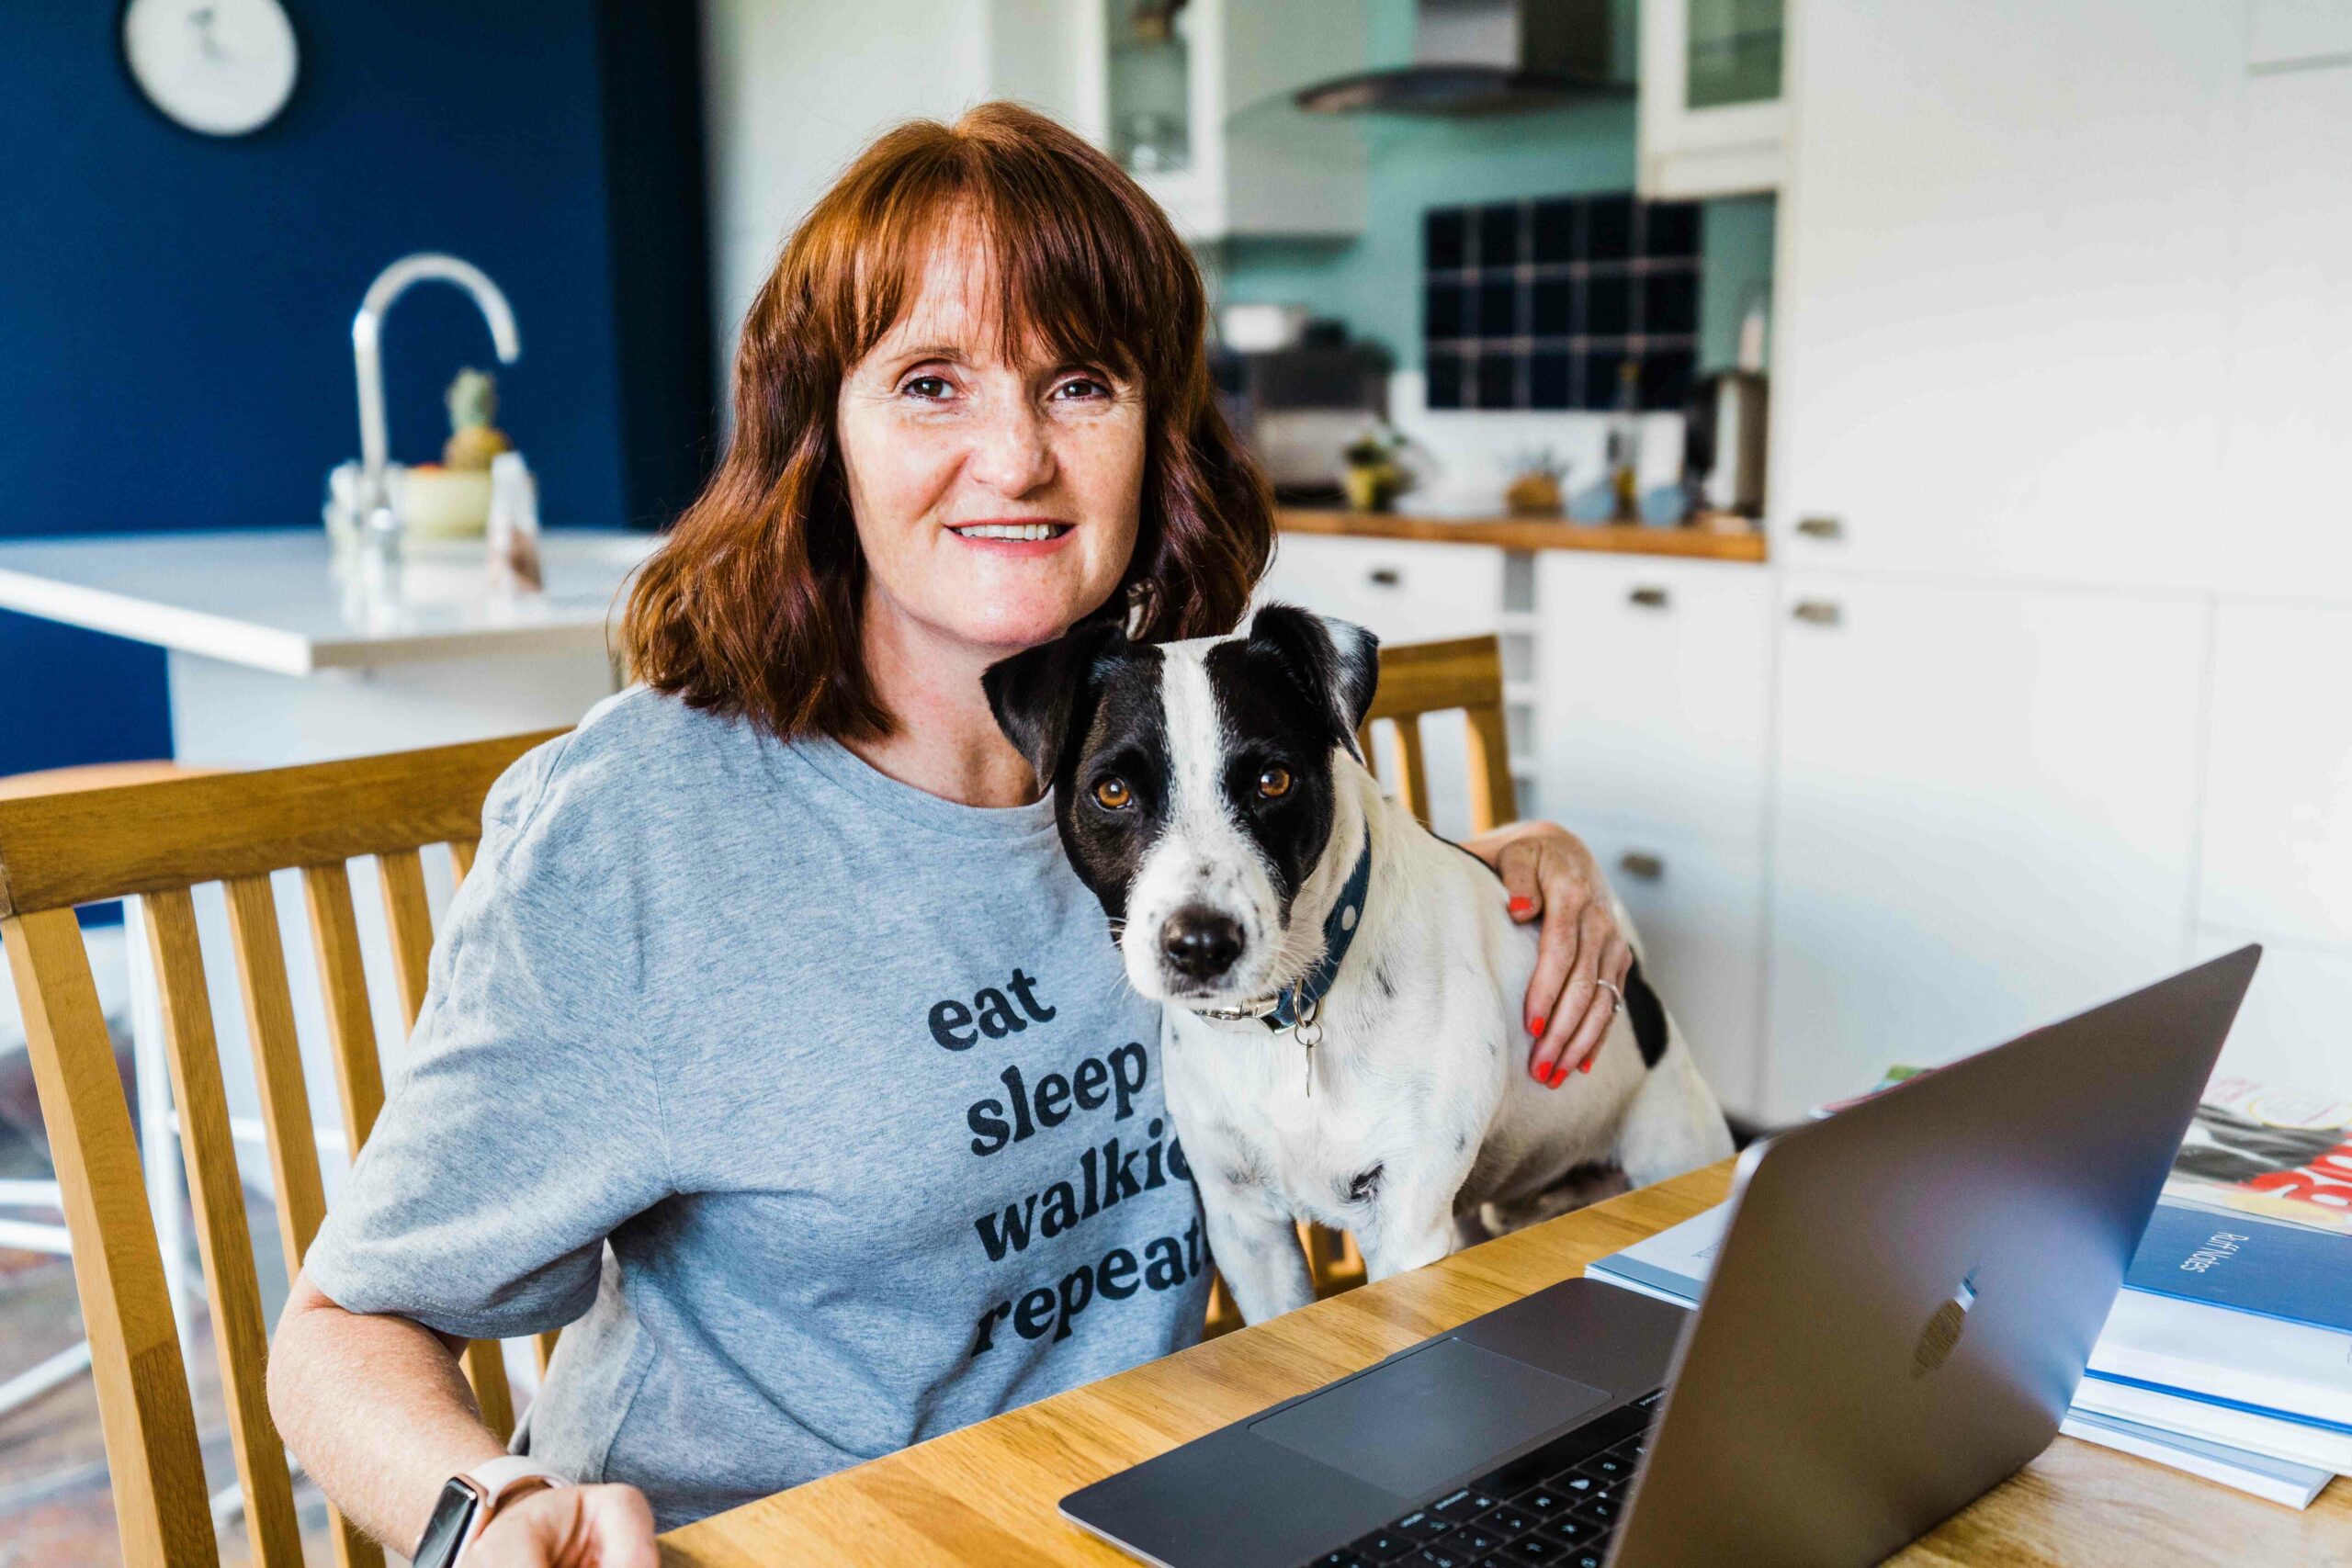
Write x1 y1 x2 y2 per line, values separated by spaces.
1594 979 1623 1016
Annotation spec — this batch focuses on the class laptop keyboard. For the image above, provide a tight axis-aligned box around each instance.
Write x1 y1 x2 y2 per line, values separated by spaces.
1294 1387 1662 1568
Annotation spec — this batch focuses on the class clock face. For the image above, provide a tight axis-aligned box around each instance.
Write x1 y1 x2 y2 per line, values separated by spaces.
121 0 300 138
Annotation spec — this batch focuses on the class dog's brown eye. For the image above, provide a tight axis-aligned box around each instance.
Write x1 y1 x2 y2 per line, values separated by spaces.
1092 776 1133 810
1258 766 1294 800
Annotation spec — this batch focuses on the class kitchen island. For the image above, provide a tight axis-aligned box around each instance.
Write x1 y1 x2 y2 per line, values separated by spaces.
0 526 656 767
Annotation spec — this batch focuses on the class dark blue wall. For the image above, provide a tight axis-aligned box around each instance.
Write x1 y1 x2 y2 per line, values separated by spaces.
0 2 708 781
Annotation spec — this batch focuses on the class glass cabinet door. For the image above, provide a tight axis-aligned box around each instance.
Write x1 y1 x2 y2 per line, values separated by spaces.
1106 0 1193 175
1685 0 1782 110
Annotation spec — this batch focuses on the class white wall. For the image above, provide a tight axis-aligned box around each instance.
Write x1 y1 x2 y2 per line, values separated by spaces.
698 0 1088 400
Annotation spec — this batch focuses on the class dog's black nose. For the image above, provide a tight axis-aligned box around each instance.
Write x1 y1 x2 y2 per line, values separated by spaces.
1160 907 1244 980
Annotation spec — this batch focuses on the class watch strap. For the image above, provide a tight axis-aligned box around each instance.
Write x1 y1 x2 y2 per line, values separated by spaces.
453 1457 571 1563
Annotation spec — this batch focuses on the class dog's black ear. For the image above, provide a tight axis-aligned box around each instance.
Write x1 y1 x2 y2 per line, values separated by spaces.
1247 604 1381 759
983 617 1128 781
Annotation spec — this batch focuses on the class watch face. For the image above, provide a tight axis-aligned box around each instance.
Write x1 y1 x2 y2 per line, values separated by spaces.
413 1478 481 1568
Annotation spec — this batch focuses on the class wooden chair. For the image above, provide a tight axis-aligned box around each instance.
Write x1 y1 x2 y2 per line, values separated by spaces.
0 733 561 1568
0 761 217 1425
1201 633 1519 1336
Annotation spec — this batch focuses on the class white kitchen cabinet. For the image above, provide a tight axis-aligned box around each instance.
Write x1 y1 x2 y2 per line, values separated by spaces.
1769 1 2242 589
2211 59 2352 599
1532 554 1772 846
1253 533 1507 840
1073 0 1366 242
1257 533 1507 646
1530 553 1774 1116
1572 815 1770 1120
1762 577 2210 1122
2199 604 2352 948
1637 0 1786 199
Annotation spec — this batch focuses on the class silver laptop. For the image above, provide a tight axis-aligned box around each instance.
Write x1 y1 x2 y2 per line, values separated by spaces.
1061 946 2261 1568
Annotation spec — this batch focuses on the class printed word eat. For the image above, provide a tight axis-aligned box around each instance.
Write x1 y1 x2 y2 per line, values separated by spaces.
927 966 1056 1051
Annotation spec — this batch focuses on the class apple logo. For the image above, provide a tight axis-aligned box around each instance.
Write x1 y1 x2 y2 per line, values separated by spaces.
1912 1270 1980 1377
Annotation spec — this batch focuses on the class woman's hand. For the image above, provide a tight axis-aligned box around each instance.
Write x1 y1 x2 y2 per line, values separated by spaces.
471 1483 659 1568
1461 820 1633 1087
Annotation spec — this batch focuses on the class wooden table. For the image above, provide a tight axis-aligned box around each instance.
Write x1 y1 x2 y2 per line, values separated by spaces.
659 1162 2352 1566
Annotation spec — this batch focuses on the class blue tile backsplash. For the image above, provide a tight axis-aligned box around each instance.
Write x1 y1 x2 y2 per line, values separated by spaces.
1423 192 1703 412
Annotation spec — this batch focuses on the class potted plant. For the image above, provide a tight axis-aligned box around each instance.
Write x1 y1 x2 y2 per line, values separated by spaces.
1340 423 1416 513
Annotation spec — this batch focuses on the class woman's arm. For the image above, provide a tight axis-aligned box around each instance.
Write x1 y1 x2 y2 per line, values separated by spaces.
269 1272 654 1566
1460 820 1633 1086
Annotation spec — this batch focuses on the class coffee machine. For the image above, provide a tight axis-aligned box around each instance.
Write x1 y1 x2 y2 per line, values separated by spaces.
1211 315 1392 504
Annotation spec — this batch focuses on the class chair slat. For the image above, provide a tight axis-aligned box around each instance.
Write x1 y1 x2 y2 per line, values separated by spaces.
1386 716 1434 829
449 836 479 886
378 849 436 1033
2 908 217 1567
222 875 333 1268
536 1328 561 1378
1464 701 1518 833
374 848 520 1438
300 863 386 1152
464 1337 517 1441
142 890 308 1568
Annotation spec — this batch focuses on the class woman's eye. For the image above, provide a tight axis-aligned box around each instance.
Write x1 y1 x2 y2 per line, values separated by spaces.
1054 376 1112 400
1257 766 1294 800
902 375 954 400
1092 776 1133 810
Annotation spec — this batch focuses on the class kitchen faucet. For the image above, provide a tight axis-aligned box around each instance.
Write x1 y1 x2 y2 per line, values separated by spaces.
349 253 521 532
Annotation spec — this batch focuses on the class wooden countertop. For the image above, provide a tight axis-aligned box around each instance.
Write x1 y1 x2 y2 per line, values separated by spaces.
1277 507 1768 562
659 1160 2346 1566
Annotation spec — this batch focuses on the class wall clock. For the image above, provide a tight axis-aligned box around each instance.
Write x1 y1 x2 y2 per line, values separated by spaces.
121 0 300 138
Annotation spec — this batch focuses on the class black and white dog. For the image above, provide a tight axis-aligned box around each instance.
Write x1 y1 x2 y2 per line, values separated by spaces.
985 605 1734 1325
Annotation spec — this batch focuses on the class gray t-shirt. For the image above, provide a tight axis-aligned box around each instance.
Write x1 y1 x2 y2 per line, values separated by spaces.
303 686 1209 1531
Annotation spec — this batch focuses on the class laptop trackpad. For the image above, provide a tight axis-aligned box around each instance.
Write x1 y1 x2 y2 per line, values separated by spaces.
1250 1337 1609 1498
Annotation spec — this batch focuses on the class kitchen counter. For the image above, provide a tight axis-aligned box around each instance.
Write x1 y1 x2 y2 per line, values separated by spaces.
0 525 659 768
0 526 657 676
1276 507 1768 562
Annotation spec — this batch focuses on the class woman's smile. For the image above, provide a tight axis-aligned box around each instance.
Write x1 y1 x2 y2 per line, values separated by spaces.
946 516 1078 551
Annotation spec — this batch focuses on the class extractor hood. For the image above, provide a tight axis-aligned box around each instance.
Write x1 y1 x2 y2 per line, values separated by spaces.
1294 0 1630 117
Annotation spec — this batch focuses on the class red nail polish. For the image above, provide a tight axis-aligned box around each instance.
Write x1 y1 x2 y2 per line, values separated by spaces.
1548 1065 1568 1088
1578 1054 1596 1074
1529 1013 1548 1038
1509 896 1534 917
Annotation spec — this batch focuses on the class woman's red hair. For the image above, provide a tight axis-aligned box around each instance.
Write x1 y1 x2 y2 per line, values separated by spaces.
621 100 1273 740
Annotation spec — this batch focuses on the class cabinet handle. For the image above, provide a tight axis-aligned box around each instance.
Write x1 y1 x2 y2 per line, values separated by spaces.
1791 599 1842 626
1795 515 1845 541
1627 586 1670 610
1618 851 1665 881
1367 568 1401 587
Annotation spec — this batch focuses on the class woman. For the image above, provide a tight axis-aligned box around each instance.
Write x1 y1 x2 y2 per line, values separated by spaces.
269 102 1635 1567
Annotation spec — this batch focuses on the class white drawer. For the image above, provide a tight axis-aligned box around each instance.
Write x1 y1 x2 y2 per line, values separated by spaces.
1572 815 1768 1121
1532 555 1772 850
1258 534 1506 648
2199 603 2352 948
1257 535 1509 842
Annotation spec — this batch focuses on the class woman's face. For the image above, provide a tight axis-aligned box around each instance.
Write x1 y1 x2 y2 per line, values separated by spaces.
836 228 1146 660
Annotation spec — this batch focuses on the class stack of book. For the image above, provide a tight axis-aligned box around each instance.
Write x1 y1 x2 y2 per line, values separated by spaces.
1588 1075 2352 1509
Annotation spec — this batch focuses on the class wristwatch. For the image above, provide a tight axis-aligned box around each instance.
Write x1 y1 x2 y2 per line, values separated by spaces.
413 1456 571 1568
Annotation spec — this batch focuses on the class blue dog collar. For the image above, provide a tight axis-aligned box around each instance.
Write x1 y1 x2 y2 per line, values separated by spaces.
1263 836 1373 1033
